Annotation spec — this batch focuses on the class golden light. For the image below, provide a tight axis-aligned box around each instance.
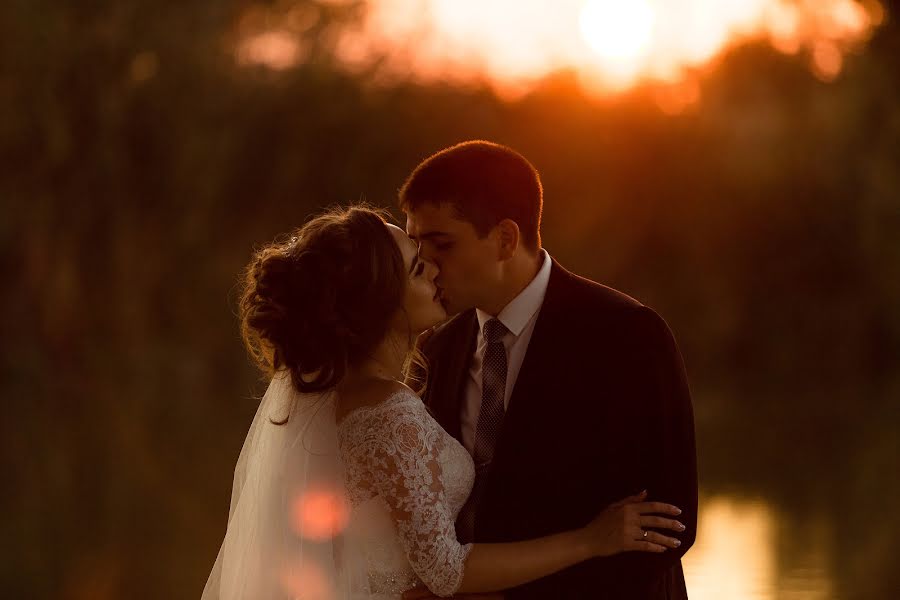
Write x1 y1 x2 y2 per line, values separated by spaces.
682 496 834 600
289 488 350 541
234 0 884 103
579 0 655 62
683 497 777 599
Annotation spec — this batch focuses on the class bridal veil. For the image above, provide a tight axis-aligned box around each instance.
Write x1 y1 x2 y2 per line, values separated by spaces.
202 370 369 599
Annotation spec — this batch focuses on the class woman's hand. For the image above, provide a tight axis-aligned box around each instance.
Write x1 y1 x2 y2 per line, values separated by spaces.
581 490 685 557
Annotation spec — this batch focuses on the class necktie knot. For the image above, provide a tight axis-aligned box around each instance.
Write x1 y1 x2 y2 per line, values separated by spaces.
483 318 507 344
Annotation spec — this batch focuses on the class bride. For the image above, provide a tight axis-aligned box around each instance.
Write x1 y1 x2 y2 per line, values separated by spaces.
202 206 684 599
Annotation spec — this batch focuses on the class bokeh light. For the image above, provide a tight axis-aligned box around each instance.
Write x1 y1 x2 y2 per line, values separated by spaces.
289 488 350 541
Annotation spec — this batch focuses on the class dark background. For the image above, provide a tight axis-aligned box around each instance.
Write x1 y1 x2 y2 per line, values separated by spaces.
2 1 898 598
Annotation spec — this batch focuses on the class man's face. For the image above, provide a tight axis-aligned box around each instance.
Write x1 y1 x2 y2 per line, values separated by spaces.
405 202 499 316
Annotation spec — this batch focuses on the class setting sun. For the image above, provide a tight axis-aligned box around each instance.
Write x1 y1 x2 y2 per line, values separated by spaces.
235 0 884 105
579 0 656 62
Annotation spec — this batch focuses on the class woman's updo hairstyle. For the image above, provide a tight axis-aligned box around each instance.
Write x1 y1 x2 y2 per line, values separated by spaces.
239 205 407 395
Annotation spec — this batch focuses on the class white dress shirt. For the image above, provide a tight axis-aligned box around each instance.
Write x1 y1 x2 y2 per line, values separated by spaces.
460 249 553 454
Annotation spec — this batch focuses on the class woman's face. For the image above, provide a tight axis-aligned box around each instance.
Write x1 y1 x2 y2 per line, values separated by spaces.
386 223 446 335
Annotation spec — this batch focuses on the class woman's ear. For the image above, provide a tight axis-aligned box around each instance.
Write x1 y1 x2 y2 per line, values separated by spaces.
494 219 521 260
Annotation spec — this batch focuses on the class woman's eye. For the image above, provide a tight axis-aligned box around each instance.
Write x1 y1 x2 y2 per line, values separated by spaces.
415 262 425 276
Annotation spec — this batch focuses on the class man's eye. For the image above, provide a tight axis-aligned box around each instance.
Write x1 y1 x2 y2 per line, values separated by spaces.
435 242 453 251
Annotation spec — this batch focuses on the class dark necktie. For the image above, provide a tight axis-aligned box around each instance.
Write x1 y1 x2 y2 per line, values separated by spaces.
456 318 508 543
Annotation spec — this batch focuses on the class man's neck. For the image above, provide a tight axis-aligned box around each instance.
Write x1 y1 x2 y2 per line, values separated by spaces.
480 249 544 317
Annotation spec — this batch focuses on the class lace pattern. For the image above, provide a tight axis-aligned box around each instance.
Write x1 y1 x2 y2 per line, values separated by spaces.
338 390 475 598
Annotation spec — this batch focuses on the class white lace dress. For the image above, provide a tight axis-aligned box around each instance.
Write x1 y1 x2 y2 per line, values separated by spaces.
337 389 476 599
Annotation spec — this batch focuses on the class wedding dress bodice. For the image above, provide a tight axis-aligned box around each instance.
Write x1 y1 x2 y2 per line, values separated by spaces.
337 388 475 598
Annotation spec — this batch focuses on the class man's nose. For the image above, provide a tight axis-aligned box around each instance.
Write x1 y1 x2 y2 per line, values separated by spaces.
426 260 440 280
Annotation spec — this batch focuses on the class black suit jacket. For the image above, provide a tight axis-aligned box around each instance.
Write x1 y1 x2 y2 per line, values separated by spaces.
420 259 698 599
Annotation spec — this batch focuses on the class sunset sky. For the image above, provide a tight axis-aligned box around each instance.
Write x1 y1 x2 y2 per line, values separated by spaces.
236 0 885 109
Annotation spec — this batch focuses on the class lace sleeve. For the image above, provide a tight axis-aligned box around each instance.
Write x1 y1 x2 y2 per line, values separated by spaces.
360 397 473 597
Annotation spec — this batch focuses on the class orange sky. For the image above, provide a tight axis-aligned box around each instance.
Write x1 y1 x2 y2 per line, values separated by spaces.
235 0 885 110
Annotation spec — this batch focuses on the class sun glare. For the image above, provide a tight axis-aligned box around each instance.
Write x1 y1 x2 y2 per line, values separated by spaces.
579 0 656 62
234 0 884 106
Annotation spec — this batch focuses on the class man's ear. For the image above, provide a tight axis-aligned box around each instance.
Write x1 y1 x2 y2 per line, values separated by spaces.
494 219 520 260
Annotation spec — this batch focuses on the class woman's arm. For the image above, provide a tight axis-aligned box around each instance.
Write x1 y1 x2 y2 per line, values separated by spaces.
457 491 682 594
360 400 683 597
458 529 590 594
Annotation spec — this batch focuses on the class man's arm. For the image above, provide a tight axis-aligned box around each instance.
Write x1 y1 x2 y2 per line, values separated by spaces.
593 306 699 579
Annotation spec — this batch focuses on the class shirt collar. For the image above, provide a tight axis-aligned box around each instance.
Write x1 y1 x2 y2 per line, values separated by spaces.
476 248 552 338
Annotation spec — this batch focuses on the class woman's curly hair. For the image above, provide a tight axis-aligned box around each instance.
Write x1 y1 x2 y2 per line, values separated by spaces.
238 205 424 398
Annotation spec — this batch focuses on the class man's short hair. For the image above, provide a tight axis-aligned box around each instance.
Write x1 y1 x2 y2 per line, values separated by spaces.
399 140 543 251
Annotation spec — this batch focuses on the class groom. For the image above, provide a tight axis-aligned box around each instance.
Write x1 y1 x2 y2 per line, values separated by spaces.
400 141 697 599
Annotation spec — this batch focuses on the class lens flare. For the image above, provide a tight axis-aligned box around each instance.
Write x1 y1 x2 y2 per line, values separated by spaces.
289 488 350 541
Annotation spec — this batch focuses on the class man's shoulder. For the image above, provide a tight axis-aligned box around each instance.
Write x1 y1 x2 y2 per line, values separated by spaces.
550 261 671 337
550 261 644 316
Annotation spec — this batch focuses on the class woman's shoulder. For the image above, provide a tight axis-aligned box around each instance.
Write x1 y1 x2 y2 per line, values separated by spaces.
335 378 420 427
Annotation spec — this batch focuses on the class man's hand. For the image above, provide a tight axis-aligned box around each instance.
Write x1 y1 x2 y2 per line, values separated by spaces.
401 585 504 600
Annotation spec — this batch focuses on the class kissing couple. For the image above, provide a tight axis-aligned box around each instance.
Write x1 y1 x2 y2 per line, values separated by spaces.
203 140 698 599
